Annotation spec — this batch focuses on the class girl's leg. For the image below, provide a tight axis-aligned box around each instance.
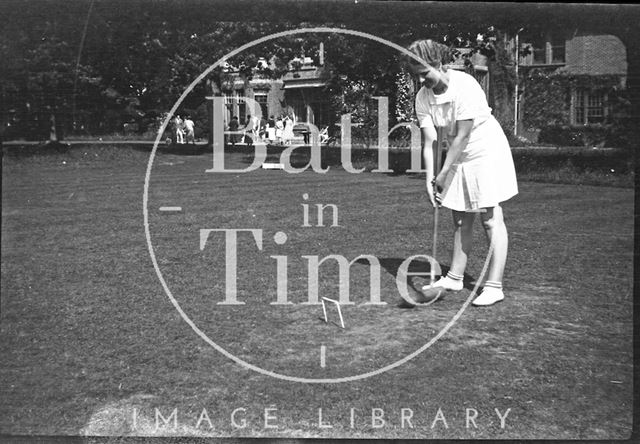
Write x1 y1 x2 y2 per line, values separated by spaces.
480 206 508 283
473 205 508 306
449 210 476 277
422 210 474 292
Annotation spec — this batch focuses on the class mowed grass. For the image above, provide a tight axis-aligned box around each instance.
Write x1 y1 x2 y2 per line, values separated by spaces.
0 145 634 439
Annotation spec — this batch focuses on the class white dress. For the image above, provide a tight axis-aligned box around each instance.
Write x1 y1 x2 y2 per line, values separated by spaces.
267 125 276 141
283 118 294 142
415 70 518 211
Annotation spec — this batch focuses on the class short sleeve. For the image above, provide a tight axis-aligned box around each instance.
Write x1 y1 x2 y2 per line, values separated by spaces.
415 89 433 129
454 74 490 121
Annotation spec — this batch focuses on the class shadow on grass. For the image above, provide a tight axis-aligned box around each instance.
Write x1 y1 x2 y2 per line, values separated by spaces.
355 257 478 296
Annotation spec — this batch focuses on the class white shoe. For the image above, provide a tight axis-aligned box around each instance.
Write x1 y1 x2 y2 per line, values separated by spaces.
421 276 463 292
472 288 505 306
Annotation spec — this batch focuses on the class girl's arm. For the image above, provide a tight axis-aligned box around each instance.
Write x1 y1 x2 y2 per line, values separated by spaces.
434 119 473 189
421 122 438 207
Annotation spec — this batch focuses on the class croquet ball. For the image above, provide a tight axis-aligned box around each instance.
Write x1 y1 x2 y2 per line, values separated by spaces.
421 287 444 299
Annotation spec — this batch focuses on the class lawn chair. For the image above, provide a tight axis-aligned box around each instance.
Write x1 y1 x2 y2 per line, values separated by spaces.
319 126 336 145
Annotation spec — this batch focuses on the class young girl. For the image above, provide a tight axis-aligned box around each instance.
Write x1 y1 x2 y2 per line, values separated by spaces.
283 115 294 145
406 39 518 307
275 116 284 145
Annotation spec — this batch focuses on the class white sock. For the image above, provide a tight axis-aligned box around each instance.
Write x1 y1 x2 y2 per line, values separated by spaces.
473 280 505 306
483 280 503 292
442 272 464 290
424 271 463 291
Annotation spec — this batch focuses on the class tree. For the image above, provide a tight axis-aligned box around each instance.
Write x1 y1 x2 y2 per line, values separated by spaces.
2 1 636 143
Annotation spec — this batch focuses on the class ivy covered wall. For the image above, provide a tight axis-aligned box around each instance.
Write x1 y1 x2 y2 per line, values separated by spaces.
520 69 632 147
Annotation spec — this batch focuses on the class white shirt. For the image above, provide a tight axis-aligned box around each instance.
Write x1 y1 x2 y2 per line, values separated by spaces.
415 70 492 145
415 70 518 210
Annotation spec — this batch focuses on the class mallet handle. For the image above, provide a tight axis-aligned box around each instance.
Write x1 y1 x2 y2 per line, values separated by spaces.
431 127 445 283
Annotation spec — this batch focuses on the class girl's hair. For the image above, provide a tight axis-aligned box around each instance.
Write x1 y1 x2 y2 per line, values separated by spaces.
405 39 451 69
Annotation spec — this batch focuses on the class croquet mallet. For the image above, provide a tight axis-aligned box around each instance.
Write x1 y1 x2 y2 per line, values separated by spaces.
422 126 445 299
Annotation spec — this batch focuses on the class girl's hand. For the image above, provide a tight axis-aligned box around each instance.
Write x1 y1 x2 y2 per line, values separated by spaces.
427 183 437 208
426 176 437 207
434 170 448 189
432 170 448 206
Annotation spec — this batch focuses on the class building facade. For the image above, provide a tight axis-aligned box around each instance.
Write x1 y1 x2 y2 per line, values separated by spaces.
220 55 330 129
516 31 628 135
219 46 490 132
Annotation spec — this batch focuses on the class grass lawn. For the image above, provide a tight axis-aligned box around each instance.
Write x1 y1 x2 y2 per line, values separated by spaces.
0 144 634 439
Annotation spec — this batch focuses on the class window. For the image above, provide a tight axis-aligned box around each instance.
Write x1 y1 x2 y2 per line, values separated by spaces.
292 101 307 122
521 35 565 65
586 91 605 123
551 39 566 64
520 43 546 65
574 89 606 124
254 93 268 119
223 93 235 123
236 89 248 120
532 46 547 65
551 46 565 64
575 90 584 123
312 102 331 127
